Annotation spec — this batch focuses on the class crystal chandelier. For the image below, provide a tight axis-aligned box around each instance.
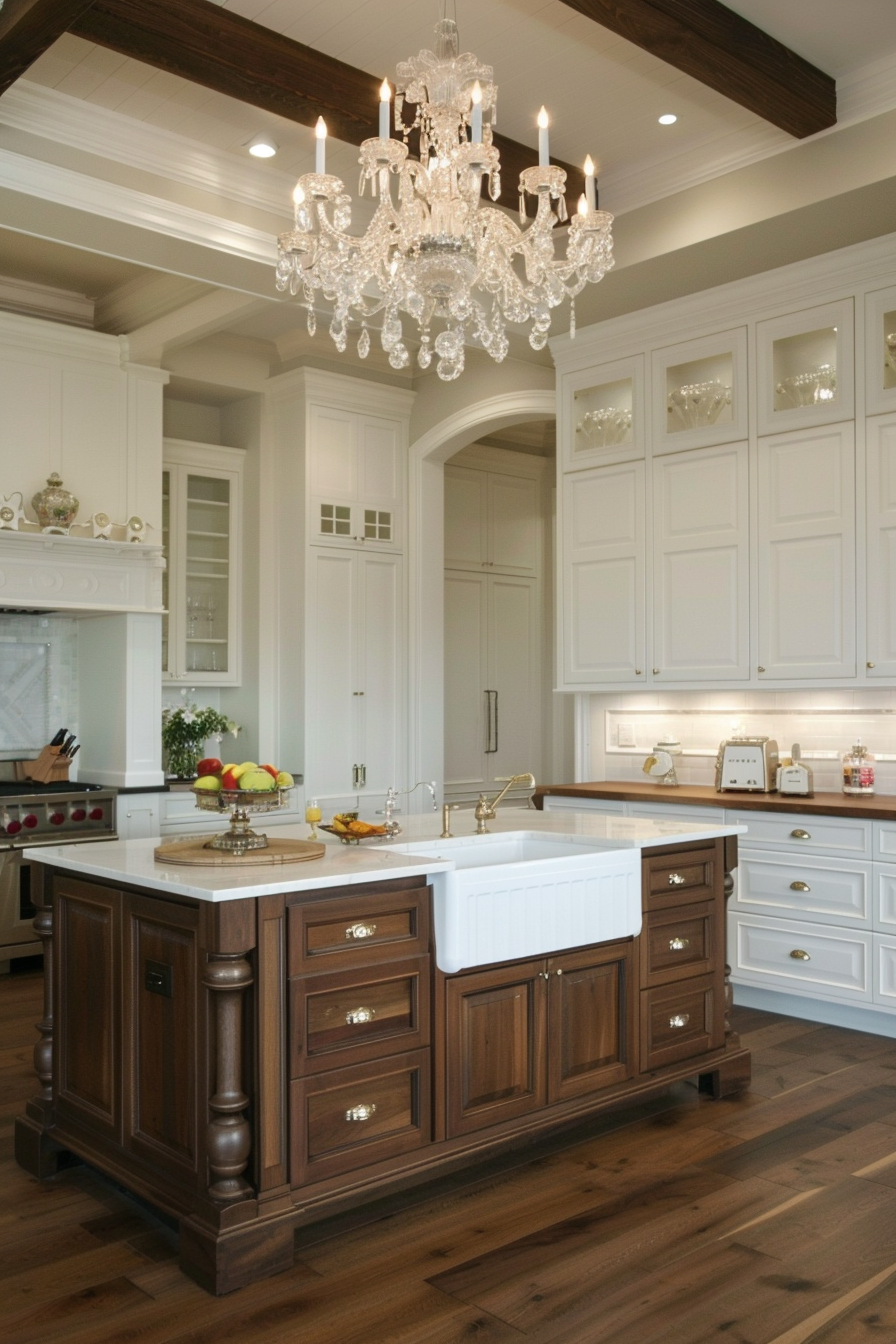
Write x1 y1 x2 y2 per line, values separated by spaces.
275 18 613 381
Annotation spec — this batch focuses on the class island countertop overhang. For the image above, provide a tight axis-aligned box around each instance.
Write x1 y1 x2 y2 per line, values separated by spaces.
23 808 746 903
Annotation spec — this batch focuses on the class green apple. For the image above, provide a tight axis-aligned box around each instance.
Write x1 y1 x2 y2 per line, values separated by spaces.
194 775 222 793
275 771 294 788
239 767 277 792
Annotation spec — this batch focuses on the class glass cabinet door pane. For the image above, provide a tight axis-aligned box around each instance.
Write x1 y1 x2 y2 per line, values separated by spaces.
185 473 230 675
772 327 838 413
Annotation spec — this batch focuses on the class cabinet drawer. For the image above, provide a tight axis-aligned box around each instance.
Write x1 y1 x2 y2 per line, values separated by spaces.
874 824 896 863
875 866 896 931
731 915 871 1000
288 883 430 974
727 811 871 858
643 847 716 909
641 900 717 986
290 957 430 1076
734 852 871 928
640 974 720 1071
290 1048 430 1186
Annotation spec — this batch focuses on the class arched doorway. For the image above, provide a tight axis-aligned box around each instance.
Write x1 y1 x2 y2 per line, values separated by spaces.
406 389 558 800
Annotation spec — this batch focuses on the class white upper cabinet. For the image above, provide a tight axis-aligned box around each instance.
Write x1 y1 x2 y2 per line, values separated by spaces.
651 442 749 682
865 284 896 417
308 403 403 550
562 355 645 471
756 422 855 680
651 328 748 454
560 462 645 687
162 440 243 686
865 412 896 678
445 461 541 575
756 299 854 436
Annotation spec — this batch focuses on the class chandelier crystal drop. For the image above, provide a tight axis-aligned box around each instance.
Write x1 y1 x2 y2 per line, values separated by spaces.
275 18 614 381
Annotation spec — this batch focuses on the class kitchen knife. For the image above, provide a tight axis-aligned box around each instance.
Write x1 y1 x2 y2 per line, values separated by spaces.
67 744 80 761
50 728 67 747
61 734 76 755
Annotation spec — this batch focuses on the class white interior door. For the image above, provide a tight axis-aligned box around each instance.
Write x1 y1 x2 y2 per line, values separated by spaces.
489 574 541 788
444 570 489 796
305 548 357 801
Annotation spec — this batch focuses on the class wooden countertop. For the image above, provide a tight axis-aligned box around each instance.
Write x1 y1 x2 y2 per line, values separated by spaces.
533 780 896 821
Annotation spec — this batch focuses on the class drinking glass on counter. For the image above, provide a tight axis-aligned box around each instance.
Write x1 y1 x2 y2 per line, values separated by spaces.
305 797 321 838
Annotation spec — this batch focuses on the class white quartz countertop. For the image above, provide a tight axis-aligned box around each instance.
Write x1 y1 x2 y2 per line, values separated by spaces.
24 807 745 903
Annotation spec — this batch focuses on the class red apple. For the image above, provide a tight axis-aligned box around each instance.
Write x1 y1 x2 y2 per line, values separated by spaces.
197 757 223 777
261 763 278 780
221 769 241 791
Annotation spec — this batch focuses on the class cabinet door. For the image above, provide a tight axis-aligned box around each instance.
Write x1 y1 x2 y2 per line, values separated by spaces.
117 797 160 840
444 571 490 796
356 552 405 797
652 443 749 681
490 575 541 785
445 961 546 1137
866 413 896 677
445 466 488 569
561 462 646 686
305 549 357 800
488 473 540 575
756 423 856 679
547 942 635 1103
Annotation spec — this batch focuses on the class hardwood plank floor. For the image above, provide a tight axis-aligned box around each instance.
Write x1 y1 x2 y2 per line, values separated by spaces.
6 965 896 1343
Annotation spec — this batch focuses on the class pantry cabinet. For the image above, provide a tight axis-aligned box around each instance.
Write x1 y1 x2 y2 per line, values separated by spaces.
162 440 243 686
445 463 540 575
865 411 896 677
307 403 403 552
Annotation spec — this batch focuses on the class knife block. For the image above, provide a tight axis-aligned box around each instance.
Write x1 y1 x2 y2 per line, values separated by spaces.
22 744 70 785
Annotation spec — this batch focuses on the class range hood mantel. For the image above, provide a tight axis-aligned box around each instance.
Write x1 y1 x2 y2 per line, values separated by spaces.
0 531 165 615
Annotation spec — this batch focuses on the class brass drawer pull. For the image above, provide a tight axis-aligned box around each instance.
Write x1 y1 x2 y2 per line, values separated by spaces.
669 936 691 951
345 1103 377 1122
345 923 377 940
790 881 811 892
668 873 687 886
669 1013 690 1029
790 949 811 961
345 1007 376 1025
790 829 811 840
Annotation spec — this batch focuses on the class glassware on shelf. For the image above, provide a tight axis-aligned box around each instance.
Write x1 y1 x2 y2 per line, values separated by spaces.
667 380 732 431
305 797 321 839
187 596 199 639
775 363 837 408
205 596 216 638
576 407 632 448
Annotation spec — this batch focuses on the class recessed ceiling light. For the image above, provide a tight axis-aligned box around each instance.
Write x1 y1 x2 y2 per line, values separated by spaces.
247 133 278 158
658 113 677 126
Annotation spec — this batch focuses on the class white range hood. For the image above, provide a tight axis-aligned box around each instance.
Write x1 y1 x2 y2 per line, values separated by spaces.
0 531 165 614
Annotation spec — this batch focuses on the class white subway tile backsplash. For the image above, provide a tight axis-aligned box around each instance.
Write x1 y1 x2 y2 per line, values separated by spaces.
0 613 79 758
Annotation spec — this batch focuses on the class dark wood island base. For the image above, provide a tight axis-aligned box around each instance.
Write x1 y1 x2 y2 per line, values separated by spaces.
16 838 750 1295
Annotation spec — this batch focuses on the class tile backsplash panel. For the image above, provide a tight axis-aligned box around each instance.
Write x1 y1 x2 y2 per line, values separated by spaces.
0 614 78 759
590 690 896 794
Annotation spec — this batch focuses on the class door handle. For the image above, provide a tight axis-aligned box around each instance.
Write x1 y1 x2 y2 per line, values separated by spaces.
485 689 498 753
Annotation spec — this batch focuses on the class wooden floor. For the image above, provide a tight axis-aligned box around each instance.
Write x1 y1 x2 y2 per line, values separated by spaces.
6 968 896 1344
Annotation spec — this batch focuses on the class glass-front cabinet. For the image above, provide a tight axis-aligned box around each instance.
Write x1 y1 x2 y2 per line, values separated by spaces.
651 327 748 453
563 356 644 471
756 299 854 434
162 440 244 685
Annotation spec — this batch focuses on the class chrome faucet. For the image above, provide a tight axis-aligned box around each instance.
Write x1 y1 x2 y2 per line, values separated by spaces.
474 774 536 834
381 780 438 836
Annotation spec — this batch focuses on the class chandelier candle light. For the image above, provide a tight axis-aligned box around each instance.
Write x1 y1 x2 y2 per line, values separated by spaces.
276 18 613 381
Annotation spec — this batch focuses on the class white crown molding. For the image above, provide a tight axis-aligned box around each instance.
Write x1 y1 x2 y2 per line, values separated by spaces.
0 148 277 266
0 273 94 327
95 273 211 333
0 80 294 221
266 365 416 416
0 307 125 362
551 228 896 373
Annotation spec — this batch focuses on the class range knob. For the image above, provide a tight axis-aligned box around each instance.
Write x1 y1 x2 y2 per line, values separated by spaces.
50 812 65 826
89 807 104 822
6 818 22 835
22 813 38 829
70 807 86 822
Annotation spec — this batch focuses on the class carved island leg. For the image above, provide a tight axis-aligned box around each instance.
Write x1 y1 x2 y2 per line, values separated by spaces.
204 950 254 1202
722 834 738 1044
698 836 750 1099
14 875 72 1176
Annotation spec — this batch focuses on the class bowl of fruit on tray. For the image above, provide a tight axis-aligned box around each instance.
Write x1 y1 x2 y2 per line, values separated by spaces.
192 758 295 853
320 812 389 844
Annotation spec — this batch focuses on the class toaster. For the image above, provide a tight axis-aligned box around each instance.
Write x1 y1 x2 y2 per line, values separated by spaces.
715 737 779 792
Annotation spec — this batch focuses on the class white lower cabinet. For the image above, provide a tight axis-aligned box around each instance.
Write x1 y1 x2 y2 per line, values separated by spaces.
732 916 872 1002
116 795 162 840
444 570 541 802
305 547 405 810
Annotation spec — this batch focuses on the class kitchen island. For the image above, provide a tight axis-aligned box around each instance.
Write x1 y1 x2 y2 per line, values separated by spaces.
16 809 750 1294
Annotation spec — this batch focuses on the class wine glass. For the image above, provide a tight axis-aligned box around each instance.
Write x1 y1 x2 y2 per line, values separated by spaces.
206 596 217 638
305 797 321 839
186 596 198 639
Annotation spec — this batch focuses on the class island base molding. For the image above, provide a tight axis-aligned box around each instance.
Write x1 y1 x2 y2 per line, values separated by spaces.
15 840 750 1295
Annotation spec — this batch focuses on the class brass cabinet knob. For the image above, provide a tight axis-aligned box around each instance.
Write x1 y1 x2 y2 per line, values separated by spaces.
345 1103 377 1121
757 666 766 673
345 922 377 940
555 967 564 975
790 949 811 961
790 881 810 892
345 1007 375 1024
669 936 690 951
669 1013 690 1029
652 668 660 675
635 669 642 676
868 662 876 669
668 873 686 886
790 829 811 840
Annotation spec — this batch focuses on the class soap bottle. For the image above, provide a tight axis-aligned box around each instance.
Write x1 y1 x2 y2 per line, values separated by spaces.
842 740 875 796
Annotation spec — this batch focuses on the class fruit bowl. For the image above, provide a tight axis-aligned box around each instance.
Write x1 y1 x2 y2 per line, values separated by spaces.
192 785 293 854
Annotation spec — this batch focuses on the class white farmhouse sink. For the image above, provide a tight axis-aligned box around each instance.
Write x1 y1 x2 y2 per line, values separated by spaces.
389 830 641 973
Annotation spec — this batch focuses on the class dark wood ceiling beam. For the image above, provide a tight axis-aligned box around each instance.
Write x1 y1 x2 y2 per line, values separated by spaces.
69 0 585 202
0 0 98 95
558 0 835 138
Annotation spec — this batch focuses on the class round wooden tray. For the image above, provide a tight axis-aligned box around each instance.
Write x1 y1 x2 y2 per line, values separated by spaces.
154 836 327 866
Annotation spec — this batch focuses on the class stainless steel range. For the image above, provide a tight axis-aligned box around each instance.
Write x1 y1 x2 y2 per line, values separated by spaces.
0 781 116 969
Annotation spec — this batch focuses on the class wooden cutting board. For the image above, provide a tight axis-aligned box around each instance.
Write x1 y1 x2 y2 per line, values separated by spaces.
154 836 327 866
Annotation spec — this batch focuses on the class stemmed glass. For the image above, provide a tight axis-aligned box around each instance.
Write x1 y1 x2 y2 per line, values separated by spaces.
205 596 217 638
